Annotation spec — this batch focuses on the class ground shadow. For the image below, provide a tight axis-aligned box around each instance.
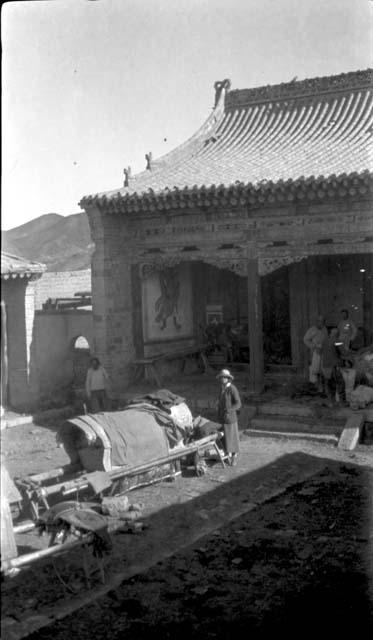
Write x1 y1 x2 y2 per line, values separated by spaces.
3 450 372 637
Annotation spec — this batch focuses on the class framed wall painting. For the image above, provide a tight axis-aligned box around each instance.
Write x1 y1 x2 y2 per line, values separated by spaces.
142 264 194 342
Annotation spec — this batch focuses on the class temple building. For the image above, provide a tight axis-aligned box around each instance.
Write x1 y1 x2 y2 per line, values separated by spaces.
80 69 373 394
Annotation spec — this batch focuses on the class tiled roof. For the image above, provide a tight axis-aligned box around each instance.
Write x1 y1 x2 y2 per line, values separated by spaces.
1 252 46 279
81 69 373 212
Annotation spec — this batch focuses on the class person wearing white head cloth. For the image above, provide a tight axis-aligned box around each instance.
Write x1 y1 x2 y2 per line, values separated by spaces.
217 369 242 466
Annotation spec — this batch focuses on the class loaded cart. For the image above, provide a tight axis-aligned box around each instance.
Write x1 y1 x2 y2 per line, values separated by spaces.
3 391 226 577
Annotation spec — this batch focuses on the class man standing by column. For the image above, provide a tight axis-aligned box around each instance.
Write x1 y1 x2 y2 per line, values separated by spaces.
337 309 357 352
303 315 328 391
217 369 242 466
85 357 110 413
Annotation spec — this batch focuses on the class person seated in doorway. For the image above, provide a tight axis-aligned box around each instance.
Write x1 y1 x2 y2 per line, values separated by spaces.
85 357 110 413
340 358 357 406
217 369 241 466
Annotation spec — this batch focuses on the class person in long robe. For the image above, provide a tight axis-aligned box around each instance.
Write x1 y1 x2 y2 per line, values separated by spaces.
303 315 328 389
85 357 110 412
217 369 241 466
337 309 357 352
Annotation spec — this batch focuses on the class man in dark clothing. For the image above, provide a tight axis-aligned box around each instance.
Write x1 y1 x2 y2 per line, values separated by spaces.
320 328 341 404
217 368 242 466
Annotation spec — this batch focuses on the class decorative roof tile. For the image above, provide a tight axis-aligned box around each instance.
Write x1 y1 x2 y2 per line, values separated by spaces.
80 69 373 213
1 252 46 279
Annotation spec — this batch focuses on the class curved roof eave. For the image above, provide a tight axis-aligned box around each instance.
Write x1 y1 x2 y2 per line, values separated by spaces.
80 70 373 208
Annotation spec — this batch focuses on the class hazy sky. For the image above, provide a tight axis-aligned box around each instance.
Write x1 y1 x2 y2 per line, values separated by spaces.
2 0 372 230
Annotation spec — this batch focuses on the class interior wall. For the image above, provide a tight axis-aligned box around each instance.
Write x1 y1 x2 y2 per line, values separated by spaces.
289 253 372 371
34 310 93 398
314 255 366 327
204 265 243 326
262 267 291 363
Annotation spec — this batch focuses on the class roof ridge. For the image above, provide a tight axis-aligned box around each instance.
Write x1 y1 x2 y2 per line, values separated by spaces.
226 68 373 108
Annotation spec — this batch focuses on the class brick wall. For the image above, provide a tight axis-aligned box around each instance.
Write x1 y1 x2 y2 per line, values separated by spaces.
34 310 93 396
34 269 91 309
2 277 39 409
87 206 136 392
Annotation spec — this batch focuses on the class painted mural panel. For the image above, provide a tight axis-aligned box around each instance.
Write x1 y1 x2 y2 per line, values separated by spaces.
142 264 193 342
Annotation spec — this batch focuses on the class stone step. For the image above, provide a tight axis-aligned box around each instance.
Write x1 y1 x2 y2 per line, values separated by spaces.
338 414 364 450
244 429 339 445
257 403 314 418
250 416 344 437
1 414 33 429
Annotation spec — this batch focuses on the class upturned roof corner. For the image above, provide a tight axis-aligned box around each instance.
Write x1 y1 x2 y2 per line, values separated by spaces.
79 68 373 214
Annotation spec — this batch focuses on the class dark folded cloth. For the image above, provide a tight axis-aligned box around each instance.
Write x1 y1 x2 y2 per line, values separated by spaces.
127 389 185 413
193 420 221 439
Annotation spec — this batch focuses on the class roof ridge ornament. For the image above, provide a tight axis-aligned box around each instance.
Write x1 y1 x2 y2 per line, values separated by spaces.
123 166 132 187
214 79 231 107
145 152 153 171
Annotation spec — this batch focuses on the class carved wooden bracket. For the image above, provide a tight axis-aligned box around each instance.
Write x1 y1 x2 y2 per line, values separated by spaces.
138 240 372 280
259 255 306 276
202 257 248 277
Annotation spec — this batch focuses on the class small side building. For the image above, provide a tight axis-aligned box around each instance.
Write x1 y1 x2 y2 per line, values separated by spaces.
1 252 45 411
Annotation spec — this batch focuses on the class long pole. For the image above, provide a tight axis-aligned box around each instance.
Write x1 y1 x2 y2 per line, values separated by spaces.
2 534 94 574
31 434 218 498
1 300 9 409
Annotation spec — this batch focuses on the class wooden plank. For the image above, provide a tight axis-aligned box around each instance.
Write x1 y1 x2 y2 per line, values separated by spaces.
251 417 341 436
1 496 17 563
338 414 364 450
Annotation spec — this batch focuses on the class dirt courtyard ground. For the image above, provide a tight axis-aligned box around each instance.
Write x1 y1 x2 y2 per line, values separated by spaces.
2 416 373 638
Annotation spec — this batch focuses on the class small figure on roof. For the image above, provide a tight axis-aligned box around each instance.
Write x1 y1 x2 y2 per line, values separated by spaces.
217 369 241 467
85 357 110 413
123 166 132 187
145 152 153 171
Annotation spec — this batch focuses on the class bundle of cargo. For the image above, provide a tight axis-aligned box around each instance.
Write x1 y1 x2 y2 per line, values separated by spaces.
58 390 195 473
14 390 225 521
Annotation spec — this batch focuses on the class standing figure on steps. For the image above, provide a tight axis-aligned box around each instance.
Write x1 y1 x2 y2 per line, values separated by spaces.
303 315 328 391
217 368 242 466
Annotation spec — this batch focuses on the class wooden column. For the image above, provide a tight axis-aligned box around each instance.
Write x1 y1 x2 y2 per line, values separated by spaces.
289 260 309 376
247 257 264 394
362 254 373 344
1 301 8 409
305 257 319 323
131 264 144 359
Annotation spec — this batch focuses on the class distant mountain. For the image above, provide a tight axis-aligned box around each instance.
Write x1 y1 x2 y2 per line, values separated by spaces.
2 212 94 271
